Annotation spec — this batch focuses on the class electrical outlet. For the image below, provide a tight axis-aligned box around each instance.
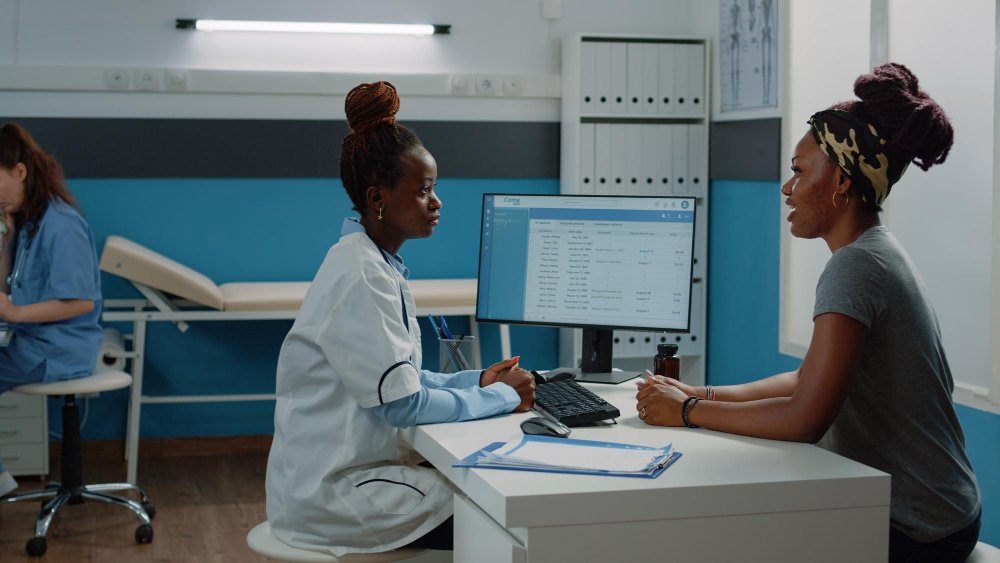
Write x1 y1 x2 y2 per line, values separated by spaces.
104 68 130 90
450 75 471 95
475 75 499 96
134 68 159 91
164 69 188 91
502 77 524 96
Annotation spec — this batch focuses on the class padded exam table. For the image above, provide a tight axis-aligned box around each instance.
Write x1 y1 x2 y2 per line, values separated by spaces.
99 235 510 483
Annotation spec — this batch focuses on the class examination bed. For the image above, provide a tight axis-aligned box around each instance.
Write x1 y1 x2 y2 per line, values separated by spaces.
98 235 510 483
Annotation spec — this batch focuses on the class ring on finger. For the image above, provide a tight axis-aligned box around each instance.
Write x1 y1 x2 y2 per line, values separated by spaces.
639 407 647 420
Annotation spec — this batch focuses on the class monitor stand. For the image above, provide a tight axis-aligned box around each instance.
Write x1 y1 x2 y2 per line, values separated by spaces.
566 368 641 385
569 328 642 384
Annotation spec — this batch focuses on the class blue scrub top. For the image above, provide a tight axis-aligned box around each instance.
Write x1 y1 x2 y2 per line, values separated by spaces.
7 198 102 381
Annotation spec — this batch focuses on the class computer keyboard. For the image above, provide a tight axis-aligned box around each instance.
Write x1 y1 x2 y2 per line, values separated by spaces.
533 380 620 427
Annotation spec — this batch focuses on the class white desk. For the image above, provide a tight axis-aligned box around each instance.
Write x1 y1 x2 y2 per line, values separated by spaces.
400 380 890 563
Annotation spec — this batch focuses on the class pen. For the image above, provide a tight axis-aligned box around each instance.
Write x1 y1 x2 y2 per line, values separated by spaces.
427 315 444 339
438 316 454 339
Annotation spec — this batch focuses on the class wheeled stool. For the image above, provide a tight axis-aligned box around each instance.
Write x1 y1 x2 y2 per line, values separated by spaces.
247 521 428 562
1 367 155 557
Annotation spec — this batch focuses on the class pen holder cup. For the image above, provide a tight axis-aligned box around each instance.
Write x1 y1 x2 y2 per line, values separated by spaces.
438 337 475 373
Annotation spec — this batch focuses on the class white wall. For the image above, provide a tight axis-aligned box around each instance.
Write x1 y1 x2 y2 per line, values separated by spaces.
0 0 696 121
779 0 871 357
885 0 996 392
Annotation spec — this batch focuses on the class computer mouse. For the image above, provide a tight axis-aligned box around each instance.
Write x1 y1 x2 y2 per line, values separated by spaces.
520 416 571 438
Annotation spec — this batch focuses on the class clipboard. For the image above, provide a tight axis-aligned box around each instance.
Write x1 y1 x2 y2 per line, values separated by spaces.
453 435 682 479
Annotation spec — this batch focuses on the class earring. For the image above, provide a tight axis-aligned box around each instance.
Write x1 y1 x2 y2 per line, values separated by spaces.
377 206 383 221
831 192 849 209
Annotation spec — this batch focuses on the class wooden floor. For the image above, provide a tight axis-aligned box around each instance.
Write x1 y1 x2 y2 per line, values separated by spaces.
0 436 274 562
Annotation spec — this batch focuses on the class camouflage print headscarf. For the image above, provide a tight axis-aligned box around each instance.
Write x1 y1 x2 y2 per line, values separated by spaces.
808 109 909 208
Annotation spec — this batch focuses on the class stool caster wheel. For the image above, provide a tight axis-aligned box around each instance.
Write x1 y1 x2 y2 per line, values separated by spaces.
142 502 156 520
135 523 154 544
26 537 47 557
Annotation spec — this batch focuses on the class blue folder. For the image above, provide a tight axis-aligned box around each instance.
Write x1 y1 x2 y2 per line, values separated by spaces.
453 435 682 479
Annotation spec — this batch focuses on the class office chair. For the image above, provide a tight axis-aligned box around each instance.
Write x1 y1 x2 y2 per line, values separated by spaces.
1 367 154 557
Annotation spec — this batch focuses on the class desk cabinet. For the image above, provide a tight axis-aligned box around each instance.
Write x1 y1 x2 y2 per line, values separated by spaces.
402 382 890 562
0 393 49 476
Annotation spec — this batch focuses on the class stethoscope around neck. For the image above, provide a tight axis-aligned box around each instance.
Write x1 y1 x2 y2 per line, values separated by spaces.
6 229 32 290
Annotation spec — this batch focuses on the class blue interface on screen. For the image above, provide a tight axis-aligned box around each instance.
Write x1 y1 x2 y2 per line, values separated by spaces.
476 194 696 332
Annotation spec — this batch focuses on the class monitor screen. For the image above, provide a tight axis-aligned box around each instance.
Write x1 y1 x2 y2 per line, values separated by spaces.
476 194 696 333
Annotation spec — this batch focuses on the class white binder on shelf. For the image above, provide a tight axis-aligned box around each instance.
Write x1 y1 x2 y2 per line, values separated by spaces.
657 43 677 116
642 43 659 115
626 43 644 115
609 124 628 192
611 42 628 114
689 44 706 113
594 124 612 193
688 124 707 192
594 42 612 114
579 123 596 194
673 44 691 115
657 125 674 196
625 124 642 195
580 41 597 114
672 126 689 194
640 125 659 196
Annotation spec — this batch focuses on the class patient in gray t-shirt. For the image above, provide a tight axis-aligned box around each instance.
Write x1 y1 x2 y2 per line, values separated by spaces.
814 225 980 542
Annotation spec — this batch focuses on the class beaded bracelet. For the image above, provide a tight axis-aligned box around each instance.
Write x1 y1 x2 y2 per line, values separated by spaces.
681 396 702 428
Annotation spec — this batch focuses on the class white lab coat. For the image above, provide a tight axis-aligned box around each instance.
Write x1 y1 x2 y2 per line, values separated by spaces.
265 232 453 557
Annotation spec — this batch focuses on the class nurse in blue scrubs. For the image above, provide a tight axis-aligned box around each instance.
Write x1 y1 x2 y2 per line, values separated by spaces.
0 123 102 497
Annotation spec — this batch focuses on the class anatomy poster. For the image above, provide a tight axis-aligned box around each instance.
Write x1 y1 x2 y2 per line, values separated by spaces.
720 0 778 111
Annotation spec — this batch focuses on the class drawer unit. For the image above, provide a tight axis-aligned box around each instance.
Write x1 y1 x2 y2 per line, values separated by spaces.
0 393 48 476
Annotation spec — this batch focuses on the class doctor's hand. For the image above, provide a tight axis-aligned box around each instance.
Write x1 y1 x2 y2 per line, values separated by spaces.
480 357 518 387
495 367 536 412
635 380 688 426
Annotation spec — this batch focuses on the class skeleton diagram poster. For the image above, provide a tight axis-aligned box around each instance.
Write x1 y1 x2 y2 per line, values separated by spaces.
720 0 778 111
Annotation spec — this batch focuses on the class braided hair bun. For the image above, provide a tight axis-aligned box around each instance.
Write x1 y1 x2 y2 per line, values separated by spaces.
839 62 953 171
339 81 424 215
345 81 400 134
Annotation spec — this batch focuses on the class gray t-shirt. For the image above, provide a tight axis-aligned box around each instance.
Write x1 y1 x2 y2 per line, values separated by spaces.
814 226 980 542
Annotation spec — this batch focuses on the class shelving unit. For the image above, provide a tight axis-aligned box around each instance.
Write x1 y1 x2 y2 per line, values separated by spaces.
559 33 710 386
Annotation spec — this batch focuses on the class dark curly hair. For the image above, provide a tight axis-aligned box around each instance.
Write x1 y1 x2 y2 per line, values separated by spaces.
0 122 76 238
833 62 954 174
339 81 424 215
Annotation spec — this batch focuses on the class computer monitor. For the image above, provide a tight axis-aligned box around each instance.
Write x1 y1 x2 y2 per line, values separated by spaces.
476 194 697 384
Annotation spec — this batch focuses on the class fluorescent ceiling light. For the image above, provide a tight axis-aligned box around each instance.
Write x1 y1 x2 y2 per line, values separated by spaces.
176 19 450 36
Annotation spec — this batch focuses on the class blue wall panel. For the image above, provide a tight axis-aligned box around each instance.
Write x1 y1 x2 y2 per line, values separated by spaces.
63 177 559 440
706 180 800 383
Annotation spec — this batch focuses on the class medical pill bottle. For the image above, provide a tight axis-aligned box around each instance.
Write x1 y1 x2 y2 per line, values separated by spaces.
653 343 680 380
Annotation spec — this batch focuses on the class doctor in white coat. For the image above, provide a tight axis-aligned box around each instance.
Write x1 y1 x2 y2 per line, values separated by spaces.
266 81 536 557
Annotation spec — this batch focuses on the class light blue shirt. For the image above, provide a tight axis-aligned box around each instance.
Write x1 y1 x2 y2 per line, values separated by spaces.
8 199 102 381
340 217 520 426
